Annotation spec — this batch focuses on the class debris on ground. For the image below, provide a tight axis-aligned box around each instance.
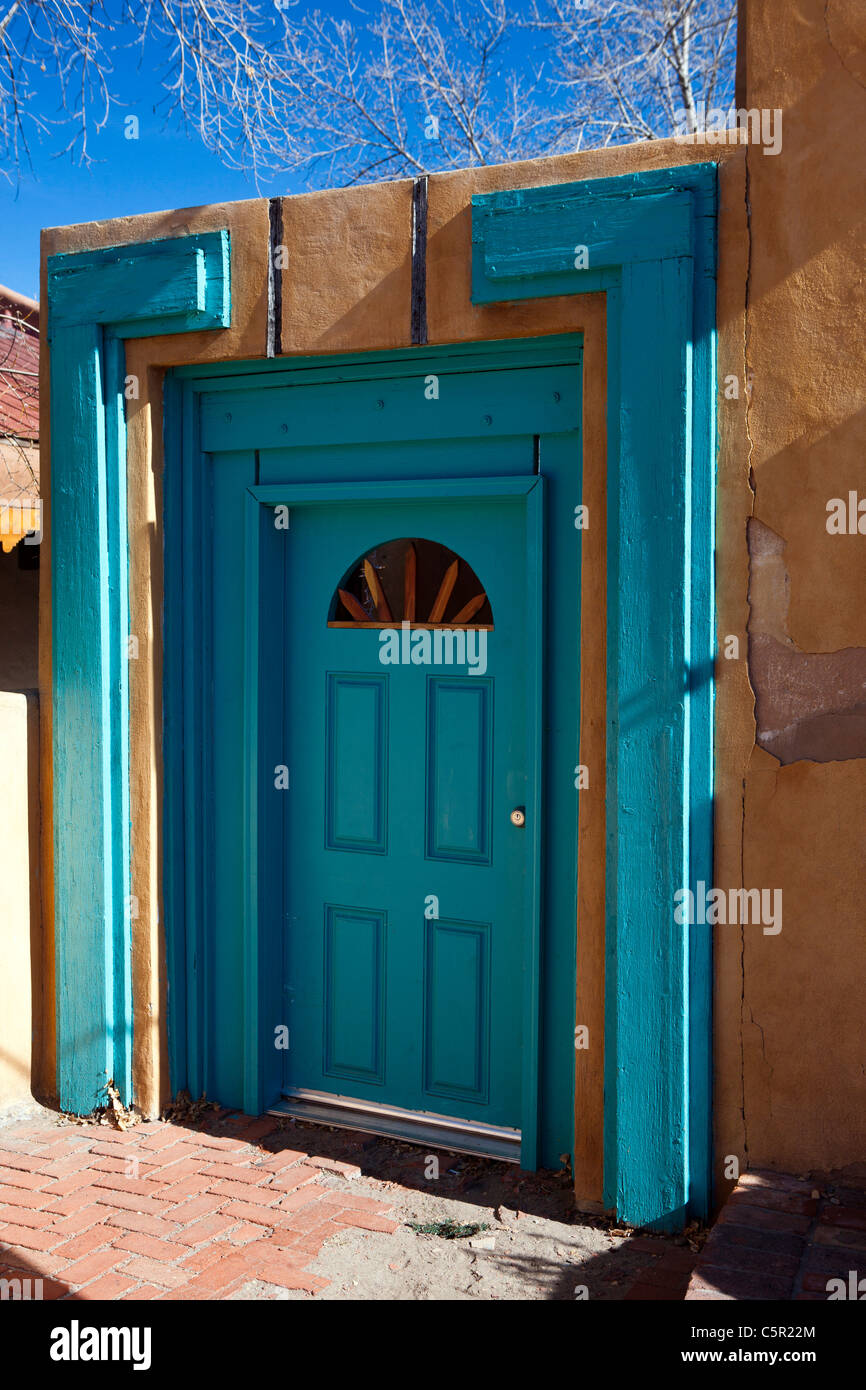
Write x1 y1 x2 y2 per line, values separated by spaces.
407 1218 490 1239
60 1077 141 1130
161 1088 221 1125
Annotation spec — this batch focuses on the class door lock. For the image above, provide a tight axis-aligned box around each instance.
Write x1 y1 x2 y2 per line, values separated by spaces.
510 807 526 828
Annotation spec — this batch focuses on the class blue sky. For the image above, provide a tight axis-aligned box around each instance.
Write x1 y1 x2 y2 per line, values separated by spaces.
3 118 298 300
3 3 735 300
3 16 309 298
3 0 566 297
5 0 533 296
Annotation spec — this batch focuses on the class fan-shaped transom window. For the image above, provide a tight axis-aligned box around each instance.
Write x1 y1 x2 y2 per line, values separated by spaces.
328 538 493 629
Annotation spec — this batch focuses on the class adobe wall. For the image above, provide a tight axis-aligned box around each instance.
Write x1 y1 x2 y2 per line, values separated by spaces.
36 0 866 1207
713 0 866 1190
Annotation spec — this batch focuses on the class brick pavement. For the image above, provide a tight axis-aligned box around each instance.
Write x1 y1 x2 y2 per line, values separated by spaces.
686 1168 866 1300
0 1112 397 1300
622 1240 698 1300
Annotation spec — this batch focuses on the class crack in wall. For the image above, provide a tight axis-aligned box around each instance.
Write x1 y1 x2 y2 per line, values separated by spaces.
739 132 756 1170
738 776 750 1165
747 1005 772 1076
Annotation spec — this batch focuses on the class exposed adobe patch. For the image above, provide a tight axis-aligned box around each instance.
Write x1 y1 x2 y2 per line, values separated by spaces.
747 517 866 763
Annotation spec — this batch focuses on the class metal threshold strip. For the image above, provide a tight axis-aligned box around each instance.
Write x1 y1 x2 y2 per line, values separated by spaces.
268 1090 521 1163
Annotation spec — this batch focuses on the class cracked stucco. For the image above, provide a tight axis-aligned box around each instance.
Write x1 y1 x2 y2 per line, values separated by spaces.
717 0 866 1194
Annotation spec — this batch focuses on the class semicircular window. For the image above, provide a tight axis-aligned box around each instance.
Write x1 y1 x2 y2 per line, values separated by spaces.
328 538 493 629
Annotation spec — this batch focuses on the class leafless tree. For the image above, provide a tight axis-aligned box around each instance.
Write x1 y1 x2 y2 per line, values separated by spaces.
529 0 738 150
0 1 297 183
275 0 738 179
270 0 559 184
0 0 738 188
1 0 113 175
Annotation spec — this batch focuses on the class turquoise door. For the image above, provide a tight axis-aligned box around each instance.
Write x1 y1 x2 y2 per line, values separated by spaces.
167 340 583 1170
275 483 541 1149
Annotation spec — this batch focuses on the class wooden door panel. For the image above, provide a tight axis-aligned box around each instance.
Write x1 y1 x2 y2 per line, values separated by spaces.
279 492 532 1129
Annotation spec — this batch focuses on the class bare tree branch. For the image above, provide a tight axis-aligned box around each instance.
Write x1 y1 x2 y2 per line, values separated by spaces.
0 0 737 189
527 0 737 148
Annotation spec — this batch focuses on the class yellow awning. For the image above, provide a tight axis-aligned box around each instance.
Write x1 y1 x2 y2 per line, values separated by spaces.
0 501 41 552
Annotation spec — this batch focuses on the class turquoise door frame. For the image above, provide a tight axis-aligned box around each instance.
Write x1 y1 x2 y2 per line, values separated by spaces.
46 230 230 1115
47 162 716 1230
473 163 717 1227
163 346 581 1173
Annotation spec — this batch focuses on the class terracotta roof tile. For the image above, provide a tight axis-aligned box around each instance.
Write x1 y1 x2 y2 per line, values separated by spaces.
0 288 39 443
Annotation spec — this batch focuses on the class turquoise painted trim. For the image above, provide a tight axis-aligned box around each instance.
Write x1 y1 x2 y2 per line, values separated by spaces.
104 333 132 1100
172 334 584 384
473 180 693 291
47 232 230 339
199 366 578 454
48 230 231 1113
472 165 717 1228
243 491 262 1116
520 478 544 1170
181 385 210 1101
250 478 540 506
50 321 122 1113
162 372 187 1096
537 431 581 1168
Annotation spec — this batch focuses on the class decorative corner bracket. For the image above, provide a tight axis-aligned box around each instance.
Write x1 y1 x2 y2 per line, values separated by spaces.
47 229 231 1114
472 165 717 1229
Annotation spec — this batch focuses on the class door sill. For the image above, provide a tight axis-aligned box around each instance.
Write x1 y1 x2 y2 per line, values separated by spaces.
269 1089 521 1163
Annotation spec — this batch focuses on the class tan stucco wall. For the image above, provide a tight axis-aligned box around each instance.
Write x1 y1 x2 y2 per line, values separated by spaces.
0 691 39 1109
713 0 866 1191
36 0 866 1206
